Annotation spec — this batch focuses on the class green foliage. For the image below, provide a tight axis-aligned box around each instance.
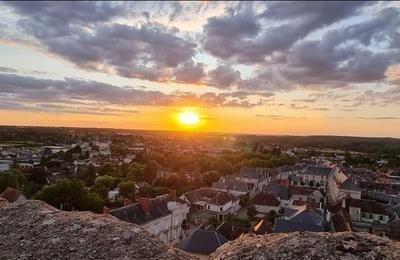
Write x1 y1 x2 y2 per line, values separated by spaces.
239 194 250 207
241 153 295 168
139 185 169 198
94 175 116 190
142 160 160 183
212 159 233 175
23 181 42 198
99 163 117 176
27 167 49 185
202 170 221 186
35 179 104 213
0 169 27 193
247 205 258 219
118 180 135 199
147 152 165 167
80 164 97 186
266 210 277 225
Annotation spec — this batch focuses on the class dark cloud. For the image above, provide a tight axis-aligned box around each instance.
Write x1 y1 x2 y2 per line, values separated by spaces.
173 61 205 84
6 2 198 83
202 7 261 61
238 6 400 92
202 2 369 63
207 65 241 89
0 73 266 109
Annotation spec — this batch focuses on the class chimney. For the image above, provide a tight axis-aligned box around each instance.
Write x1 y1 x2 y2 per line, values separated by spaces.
169 189 177 201
103 206 110 214
123 198 132 207
138 197 151 213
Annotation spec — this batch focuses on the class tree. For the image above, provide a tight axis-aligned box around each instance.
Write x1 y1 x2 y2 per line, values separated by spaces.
118 180 135 199
148 152 165 167
126 162 144 181
35 179 104 213
0 169 27 193
142 160 160 183
202 170 220 186
239 194 250 207
212 159 233 175
80 164 97 186
27 167 49 185
247 205 258 219
267 210 277 225
94 175 116 190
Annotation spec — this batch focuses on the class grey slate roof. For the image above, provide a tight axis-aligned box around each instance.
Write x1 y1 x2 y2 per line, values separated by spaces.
274 219 324 233
264 183 290 200
274 208 324 233
212 176 249 193
180 229 228 255
302 166 334 176
110 194 171 225
183 188 237 206
239 167 266 181
340 177 362 191
289 208 322 226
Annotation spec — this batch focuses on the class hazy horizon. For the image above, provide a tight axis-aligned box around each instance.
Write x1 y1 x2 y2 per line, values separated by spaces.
1 1 400 137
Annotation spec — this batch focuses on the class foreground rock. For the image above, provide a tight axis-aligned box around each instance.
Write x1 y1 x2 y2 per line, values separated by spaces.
0 200 194 260
210 232 400 260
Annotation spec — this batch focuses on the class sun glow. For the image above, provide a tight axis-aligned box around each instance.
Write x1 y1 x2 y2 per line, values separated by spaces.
178 111 200 126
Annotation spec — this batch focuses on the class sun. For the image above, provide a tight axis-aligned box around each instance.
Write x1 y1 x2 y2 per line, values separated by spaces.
178 111 200 126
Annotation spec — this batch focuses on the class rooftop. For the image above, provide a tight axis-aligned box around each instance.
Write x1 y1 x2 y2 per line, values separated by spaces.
180 228 228 255
110 194 173 225
349 199 388 216
302 166 334 176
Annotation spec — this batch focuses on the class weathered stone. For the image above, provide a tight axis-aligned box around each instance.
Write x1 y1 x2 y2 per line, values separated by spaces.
210 232 400 260
0 200 195 260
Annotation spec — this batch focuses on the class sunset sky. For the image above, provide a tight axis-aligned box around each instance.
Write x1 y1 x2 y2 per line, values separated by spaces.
0 1 400 137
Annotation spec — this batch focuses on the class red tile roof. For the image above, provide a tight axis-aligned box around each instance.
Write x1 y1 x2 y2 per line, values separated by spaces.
0 187 23 202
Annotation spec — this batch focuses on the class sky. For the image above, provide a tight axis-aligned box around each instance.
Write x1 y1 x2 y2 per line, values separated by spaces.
0 1 400 137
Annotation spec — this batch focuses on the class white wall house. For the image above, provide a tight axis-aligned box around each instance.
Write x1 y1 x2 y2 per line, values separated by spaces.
252 193 281 214
349 199 389 224
110 192 189 245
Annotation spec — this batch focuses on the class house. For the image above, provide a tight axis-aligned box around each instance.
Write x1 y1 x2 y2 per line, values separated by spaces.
349 199 389 225
339 177 362 199
264 183 290 205
251 193 281 214
274 207 324 233
180 188 240 221
212 176 250 197
180 228 228 258
236 167 270 193
298 165 336 188
0 187 27 203
289 186 323 204
110 191 189 245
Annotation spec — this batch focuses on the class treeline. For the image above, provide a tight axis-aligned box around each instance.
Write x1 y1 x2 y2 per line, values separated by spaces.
240 135 400 155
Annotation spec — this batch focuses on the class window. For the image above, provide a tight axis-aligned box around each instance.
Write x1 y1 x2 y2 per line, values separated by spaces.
207 205 210 209
361 212 366 218
379 215 383 221
369 214 373 219
220 207 223 212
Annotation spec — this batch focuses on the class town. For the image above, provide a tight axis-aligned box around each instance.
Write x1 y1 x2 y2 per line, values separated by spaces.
1 126 399 258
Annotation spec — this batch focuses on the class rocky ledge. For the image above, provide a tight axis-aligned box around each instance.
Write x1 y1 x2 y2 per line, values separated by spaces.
0 200 194 259
210 232 400 260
